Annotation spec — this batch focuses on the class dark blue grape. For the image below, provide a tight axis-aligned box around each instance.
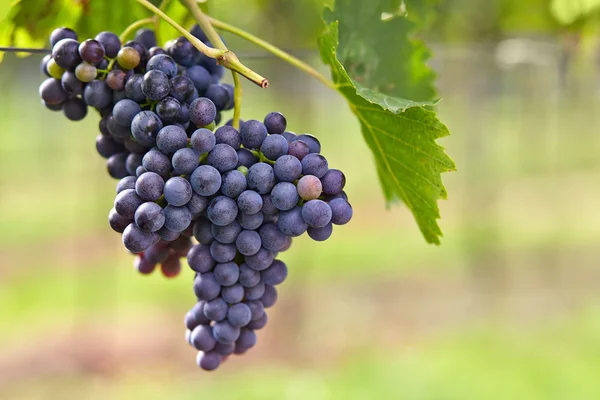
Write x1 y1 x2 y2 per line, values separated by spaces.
164 177 193 206
113 99 141 127
209 241 237 263
215 126 240 149
204 297 228 321
112 88 127 102
258 223 288 252
207 143 238 173
163 205 192 232
260 134 288 161
214 262 240 286
193 216 214 245
156 125 188 155
190 24 209 41
264 112 287 134
237 190 263 215
282 131 297 143
142 148 171 178
235 328 257 354
147 54 177 78
107 114 131 138
50 27 78 47
131 110 163 147
236 230 261 256
220 170 246 198
237 211 264 230
247 163 275 194
78 39 105 63
261 259 287 286
278 206 308 237
227 303 251 328
172 148 199 175
135 28 157 50
207 196 238 226
204 84 230 110
114 189 143 218
108 207 132 233
260 194 278 215
156 96 181 122
61 71 83 95
245 248 274 271
149 46 167 58
39 78 68 105
95 31 121 58
62 97 87 121
122 223 156 253
190 325 216 351
126 153 143 176
194 272 221 301
211 221 242 244
329 198 353 225
178 103 190 124
301 153 328 178
84 80 113 110
222 284 245 304
52 39 81 69
187 244 216 273
134 202 165 232
296 134 321 153
288 139 309 160
190 165 221 196
135 171 164 201
307 223 333 241
134 255 156 275
144 243 170 264
186 301 210 330
142 70 170 100
136 166 147 178
184 65 211 92
190 128 216 153
170 75 195 102
187 193 209 218
260 284 278 308
240 120 268 149
321 169 346 195
244 282 266 300
238 264 261 288
273 155 302 182
116 176 137 193
196 351 222 371
247 312 268 330
246 300 264 321
222 83 234 110
271 182 299 211
158 226 180 242
124 74 145 102
189 97 217 127
302 199 332 228
167 37 198 67
107 152 129 179
237 148 259 168
213 321 240 344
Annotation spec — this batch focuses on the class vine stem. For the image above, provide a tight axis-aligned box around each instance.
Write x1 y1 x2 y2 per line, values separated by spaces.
232 72 242 129
207 16 336 91
134 0 267 88
119 17 155 43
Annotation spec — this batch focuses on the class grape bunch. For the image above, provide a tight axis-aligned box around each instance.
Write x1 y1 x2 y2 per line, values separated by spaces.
38 26 233 179
38 27 353 371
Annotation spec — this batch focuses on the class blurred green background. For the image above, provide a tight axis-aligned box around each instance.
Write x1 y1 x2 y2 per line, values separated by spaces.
2 0 600 399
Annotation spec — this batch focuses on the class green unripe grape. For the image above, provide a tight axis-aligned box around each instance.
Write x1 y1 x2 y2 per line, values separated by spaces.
47 58 65 79
117 47 141 70
202 121 216 131
75 62 97 83
237 165 249 176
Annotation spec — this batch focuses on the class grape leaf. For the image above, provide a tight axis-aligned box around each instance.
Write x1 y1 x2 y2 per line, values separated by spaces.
551 0 600 25
320 1 455 244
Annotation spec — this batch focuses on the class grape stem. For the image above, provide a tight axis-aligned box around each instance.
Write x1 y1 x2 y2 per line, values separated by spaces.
119 17 155 43
206 16 336 90
135 0 268 88
232 72 242 130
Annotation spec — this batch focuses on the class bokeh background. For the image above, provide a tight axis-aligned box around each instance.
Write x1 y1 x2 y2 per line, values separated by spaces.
2 0 600 399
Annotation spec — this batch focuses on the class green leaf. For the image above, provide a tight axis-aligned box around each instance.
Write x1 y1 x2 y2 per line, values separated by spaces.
319 1 455 245
551 0 600 25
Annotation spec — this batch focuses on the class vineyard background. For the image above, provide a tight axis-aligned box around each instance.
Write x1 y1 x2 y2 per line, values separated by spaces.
2 0 600 398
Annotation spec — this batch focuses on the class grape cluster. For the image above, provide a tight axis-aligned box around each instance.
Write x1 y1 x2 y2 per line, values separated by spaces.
38 26 233 179
39 27 353 372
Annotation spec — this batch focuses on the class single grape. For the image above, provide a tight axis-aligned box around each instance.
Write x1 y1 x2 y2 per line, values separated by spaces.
247 312 268 330
170 75 196 102
295 134 321 153
307 223 333 241
116 176 137 193
117 47 141 70
107 152 129 179
135 28 157 49
113 99 141 127
114 189 143 219
164 177 193 207
108 207 132 233
50 27 78 47
190 165 222 196
302 199 332 228
95 31 121 58
237 211 264 230
236 230 261 256
227 303 251 328
135 171 165 201
213 321 241 344
158 226 180 242
220 170 247 199
187 193 209 218
260 134 289 161
244 282 266 300
134 256 156 275
189 97 217 127
142 69 170 100
187 244 216 273
237 148 259 168
204 84 230 110
271 182 299 211
193 217 214 245
261 194 278 215
264 112 287 134
52 38 82 69
194 272 221 301
301 153 329 178
196 351 221 371
245 248 274 271
246 300 265 321
222 284 245 304
297 175 323 200
184 65 211 93
62 97 88 121
260 284 278 308
237 190 263 215
215 126 241 149
278 206 308 237
204 297 229 321
156 125 188 155
207 144 238 173
156 96 181 122
288 139 310 160
329 198 353 225
142 148 171 178
247 163 275 194
261 259 287 286
122 223 156 253
190 325 216 352
131 111 163 147
190 128 216 153
214 262 240 286
134 202 165 232
273 154 302 182
207 196 238 227
321 169 346 195
107 114 131 138
78 39 105 63
209 241 237 263
258 223 288 252
147 54 178 78
211 221 242 244
83 80 111 108
124 74 145 102
39 78 67 105
106 69 129 91
240 120 268 149
186 301 210 330
163 205 192 232
172 148 200 175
